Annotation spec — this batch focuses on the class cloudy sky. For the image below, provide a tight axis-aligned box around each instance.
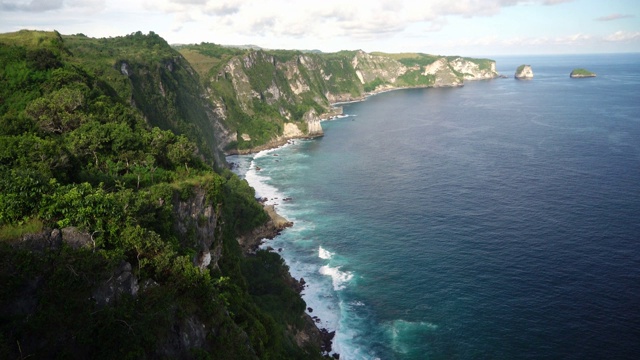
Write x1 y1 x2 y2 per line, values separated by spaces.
1 0 639 56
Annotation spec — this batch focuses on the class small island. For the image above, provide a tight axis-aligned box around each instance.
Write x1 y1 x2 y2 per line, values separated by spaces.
570 68 596 78
515 64 534 79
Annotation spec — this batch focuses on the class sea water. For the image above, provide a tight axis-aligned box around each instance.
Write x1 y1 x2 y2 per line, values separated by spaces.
228 53 640 359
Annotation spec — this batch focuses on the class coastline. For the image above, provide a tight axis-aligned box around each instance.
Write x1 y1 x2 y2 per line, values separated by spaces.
230 146 339 357
223 78 494 156
226 75 499 358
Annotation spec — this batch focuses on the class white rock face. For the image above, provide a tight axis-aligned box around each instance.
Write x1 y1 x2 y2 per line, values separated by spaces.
282 122 304 138
515 65 534 79
450 58 497 80
307 119 323 136
303 108 323 137
423 58 448 76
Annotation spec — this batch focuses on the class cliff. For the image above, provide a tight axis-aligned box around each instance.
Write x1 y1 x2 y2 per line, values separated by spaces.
0 30 326 359
178 45 499 153
515 64 534 79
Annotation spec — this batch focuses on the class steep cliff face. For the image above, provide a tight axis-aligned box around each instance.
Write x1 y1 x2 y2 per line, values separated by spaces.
352 50 408 85
172 186 221 270
179 44 498 153
63 32 229 167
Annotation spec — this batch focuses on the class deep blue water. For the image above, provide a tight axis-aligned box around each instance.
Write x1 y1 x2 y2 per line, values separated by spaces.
229 53 640 359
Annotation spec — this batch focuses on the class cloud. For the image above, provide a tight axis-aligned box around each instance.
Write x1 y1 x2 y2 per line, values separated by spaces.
0 0 104 12
595 13 634 21
145 0 571 43
542 0 573 5
604 31 640 42
1 0 63 11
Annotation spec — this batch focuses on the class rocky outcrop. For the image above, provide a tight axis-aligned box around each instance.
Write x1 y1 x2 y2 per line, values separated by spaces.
303 108 324 137
237 204 292 253
158 316 214 359
92 261 139 307
515 65 534 79
450 57 497 80
172 187 220 270
570 68 596 78
10 227 94 252
264 205 293 229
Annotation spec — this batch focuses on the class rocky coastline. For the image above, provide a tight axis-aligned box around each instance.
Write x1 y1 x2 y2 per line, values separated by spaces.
227 72 500 358
237 200 339 357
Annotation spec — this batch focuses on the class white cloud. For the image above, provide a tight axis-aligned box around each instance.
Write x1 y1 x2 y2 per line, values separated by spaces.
143 0 572 44
595 13 634 22
1 0 64 11
1 0 104 12
604 31 640 42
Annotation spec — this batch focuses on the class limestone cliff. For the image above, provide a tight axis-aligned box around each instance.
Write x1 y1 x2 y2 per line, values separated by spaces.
178 44 499 153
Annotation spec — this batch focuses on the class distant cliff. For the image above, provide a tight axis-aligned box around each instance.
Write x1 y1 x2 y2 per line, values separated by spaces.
177 44 499 153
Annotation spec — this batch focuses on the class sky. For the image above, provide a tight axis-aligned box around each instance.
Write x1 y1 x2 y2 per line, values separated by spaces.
1 0 639 56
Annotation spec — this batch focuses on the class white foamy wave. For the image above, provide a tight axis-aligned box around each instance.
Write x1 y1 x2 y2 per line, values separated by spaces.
319 265 353 291
318 246 334 260
253 139 297 159
244 160 282 205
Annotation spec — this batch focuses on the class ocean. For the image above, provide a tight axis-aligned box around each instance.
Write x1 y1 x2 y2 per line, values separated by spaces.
228 53 640 359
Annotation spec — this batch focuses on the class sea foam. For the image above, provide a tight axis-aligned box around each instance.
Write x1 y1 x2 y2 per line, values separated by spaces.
319 246 334 259
319 265 353 291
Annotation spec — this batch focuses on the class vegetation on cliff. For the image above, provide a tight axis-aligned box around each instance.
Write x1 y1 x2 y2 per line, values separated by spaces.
179 44 498 152
0 30 324 359
0 29 498 358
570 68 596 78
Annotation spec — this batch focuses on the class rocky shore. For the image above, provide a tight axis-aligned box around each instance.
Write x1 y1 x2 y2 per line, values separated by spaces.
235 198 339 357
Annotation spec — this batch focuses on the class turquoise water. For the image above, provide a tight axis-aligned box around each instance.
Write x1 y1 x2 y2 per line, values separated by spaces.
229 54 640 359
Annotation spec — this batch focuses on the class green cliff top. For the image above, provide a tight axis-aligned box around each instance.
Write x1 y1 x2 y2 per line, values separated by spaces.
570 68 596 77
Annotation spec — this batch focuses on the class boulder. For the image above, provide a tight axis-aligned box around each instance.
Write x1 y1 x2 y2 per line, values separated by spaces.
61 227 93 250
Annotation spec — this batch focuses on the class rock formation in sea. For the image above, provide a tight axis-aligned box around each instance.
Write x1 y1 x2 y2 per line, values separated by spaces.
515 65 534 79
570 68 596 78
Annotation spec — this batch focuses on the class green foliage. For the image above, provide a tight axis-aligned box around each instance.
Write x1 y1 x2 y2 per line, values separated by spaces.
0 168 53 225
466 57 494 71
398 69 436 87
219 169 269 233
364 77 387 92
1 29 319 359
571 68 595 76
